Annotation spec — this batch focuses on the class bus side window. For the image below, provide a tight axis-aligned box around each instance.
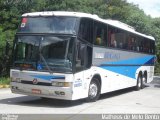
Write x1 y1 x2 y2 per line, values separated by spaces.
111 34 117 48
131 38 136 51
144 40 150 53
75 41 92 72
150 41 155 54
75 42 85 72
84 46 92 69
78 18 93 44
94 22 107 46
139 40 144 52
135 37 141 52
108 26 119 48
128 36 137 51
108 31 111 47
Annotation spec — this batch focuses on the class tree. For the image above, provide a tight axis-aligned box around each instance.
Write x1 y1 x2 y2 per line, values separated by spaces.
0 0 160 75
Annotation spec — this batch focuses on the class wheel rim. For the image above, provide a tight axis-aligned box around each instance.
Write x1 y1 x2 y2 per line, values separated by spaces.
89 83 98 98
138 77 141 88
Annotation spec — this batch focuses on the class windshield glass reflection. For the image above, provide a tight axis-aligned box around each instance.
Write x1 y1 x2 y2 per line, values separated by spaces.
14 36 74 73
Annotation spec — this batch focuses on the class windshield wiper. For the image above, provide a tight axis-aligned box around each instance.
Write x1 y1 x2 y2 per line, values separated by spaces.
39 37 53 74
39 53 53 74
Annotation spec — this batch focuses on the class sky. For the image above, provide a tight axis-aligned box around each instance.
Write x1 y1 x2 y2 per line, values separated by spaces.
127 0 160 18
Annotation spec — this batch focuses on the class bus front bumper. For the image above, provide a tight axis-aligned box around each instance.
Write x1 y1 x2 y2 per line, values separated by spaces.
11 82 73 100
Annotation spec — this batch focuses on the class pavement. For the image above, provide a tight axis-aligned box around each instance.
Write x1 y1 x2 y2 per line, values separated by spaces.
150 76 160 86
0 76 159 116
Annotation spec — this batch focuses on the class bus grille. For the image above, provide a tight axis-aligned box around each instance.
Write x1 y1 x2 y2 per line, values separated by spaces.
21 80 52 86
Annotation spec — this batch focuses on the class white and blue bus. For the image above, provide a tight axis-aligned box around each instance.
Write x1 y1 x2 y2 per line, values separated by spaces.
10 11 155 102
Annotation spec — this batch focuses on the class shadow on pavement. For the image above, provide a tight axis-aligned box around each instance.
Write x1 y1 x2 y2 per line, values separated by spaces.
0 87 136 108
100 87 135 100
0 95 85 108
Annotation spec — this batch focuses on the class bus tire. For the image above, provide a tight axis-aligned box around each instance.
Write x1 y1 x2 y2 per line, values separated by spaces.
136 75 142 91
41 97 49 100
141 73 147 89
86 78 100 102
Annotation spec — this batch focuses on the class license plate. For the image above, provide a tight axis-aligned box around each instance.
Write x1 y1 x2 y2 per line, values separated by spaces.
32 89 41 94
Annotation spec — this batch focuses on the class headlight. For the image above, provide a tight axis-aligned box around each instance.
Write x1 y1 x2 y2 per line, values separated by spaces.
51 82 70 87
11 78 21 82
11 71 19 78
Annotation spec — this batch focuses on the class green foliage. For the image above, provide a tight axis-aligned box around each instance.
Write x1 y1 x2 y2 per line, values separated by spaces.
155 62 160 76
0 77 10 85
0 0 160 74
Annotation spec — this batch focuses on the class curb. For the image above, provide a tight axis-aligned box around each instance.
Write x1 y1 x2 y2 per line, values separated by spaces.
0 85 10 89
154 76 160 78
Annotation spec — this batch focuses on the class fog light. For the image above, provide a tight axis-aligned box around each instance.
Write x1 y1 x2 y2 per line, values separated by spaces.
16 78 21 83
12 86 16 89
55 91 65 95
51 82 57 86
55 91 60 95
11 86 18 90
57 82 64 87
63 82 70 87
60 92 65 95
11 78 21 82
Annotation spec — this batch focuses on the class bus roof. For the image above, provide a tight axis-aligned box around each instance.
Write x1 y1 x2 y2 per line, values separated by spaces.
22 11 155 41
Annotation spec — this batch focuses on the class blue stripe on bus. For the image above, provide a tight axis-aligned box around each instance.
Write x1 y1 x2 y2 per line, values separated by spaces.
101 66 139 79
100 56 154 79
30 75 65 81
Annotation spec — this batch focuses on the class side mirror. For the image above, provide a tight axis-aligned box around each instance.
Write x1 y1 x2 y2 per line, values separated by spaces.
79 44 86 66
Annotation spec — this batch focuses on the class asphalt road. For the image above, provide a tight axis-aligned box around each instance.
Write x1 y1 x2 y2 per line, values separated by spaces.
0 77 160 119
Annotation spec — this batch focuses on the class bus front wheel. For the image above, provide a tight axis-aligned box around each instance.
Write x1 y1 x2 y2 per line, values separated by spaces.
86 78 100 102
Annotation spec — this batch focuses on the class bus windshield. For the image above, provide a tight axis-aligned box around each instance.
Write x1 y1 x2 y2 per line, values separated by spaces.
13 35 74 73
18 16 77 34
